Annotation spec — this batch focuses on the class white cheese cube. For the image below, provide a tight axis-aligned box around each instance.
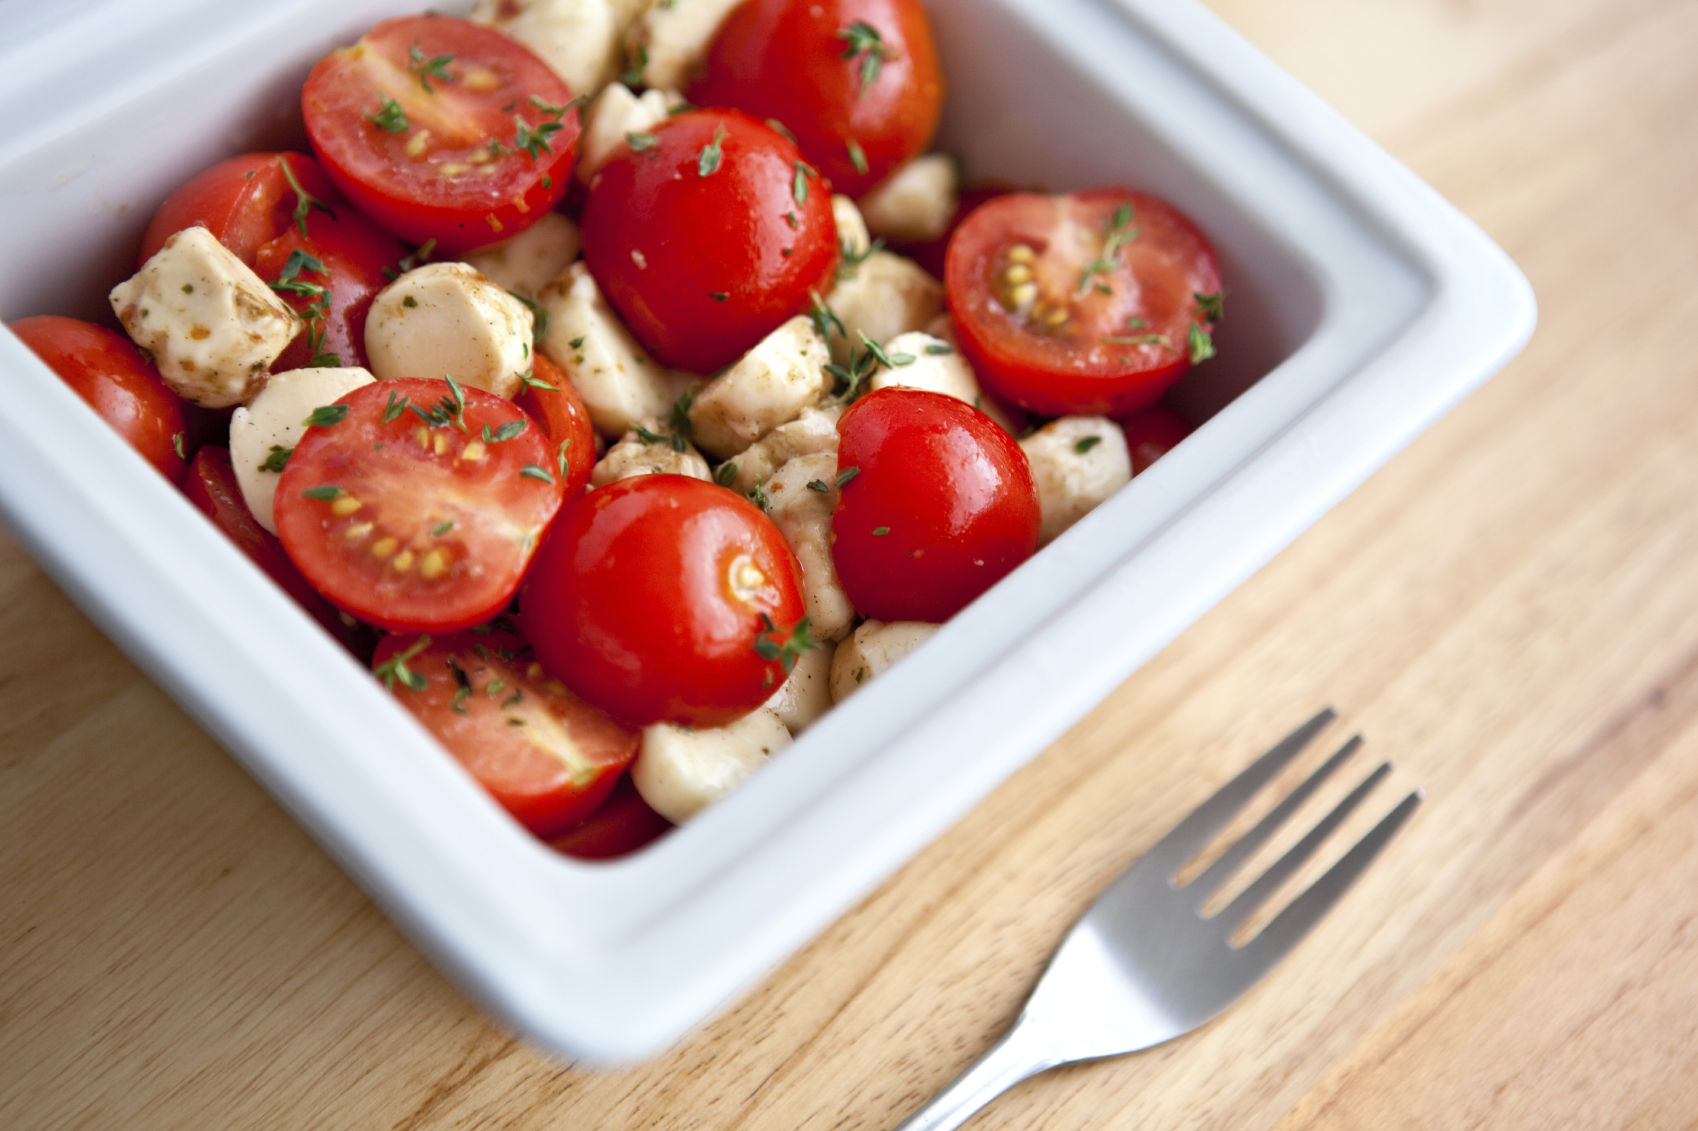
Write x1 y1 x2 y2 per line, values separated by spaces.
1018 416 1133 545
536 261 693 437
822 251 944 367
722 404 842 494
857 154 959 243
687 316 831 459
229 366 376 534
762 639 836 734
590 419 712 486
623 0 745 91
832 194 872 261
468 0 624 96
829 619 942 704
109 226 301 408
460 212 581 299
633 707 792 823
575 82 681 183
762 451 855 642
365 262 534 400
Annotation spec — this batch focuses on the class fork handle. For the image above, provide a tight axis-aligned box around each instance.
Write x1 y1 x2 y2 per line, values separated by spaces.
892 1013 1068 1131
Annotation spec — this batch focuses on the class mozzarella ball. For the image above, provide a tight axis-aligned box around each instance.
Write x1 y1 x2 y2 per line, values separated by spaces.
633 707 792 822
365 262 534 399
857 154 959 243
1018 416 1134 545
822 251 944 367
829 619 942 704
461 212 581 299
762 639 836 733
229 365 376 534
763 451 856 641
686 316 831 459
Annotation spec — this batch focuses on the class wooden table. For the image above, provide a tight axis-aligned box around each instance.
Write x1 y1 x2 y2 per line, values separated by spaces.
8 0 1698 1126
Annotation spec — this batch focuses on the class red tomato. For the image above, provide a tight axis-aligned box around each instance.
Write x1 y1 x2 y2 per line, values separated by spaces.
579 109 838 374
274 378 565 633
180 446 378 661
690 0 944 198
11 315 187 479
513 352 596 500
374 630 638 837
138 151 340 268
548 774 673 859
946 189 1223 417
1117 404 1195 474
832 388 1039 622
303 15 579 254
521 475 808 728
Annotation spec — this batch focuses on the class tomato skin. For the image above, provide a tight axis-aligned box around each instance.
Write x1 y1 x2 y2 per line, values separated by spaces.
946 189 1223 418
548 774 673 859
521 475 808 728
10 315 188 479
138 152 340 268
513 353 596 501
253 208 408 373
375 631 639 837
690 0 944 198
832 388 1039 622
275 378 565 634
1117 405 1194 474
303 15 579 254
579 109 838 374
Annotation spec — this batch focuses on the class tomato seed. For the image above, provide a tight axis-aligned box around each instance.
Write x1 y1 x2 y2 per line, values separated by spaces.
331 494 363 516
372 536 399 559
420 548 451 579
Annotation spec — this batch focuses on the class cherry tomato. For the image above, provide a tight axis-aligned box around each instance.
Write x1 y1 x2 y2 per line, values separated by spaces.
138 151 340 268
1117 404 1194 474
579 109 838 374
832 387 1039 622
690 0 944 198
513 352 596 501
521 475 808 728
946 189 1223 417
180 446 377 661
10 315 187 479
548 774 673 859
303 15 580 254
374 630 638 837
274 377 565 633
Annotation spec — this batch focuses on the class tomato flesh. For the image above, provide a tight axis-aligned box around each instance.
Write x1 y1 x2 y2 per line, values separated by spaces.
832 388 1040 622
521 475 808 728
946 189 1223 417
303 15 579 253
275 378 565 633
375 630 638 837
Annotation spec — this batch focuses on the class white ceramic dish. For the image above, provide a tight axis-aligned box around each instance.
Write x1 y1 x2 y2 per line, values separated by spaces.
0 0 1533 1062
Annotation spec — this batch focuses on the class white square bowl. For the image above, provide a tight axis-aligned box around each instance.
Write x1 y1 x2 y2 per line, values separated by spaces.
0 0 1533 1063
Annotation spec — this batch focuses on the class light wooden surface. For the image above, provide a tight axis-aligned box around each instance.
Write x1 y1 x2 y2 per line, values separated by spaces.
7 0 1698 1126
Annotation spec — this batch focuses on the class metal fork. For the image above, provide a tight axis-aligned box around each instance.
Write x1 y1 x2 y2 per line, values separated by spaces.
893 708 1421 1131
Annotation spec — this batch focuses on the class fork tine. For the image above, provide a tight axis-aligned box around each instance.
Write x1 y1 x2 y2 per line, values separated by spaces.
1187 735 1362 903
1215 760 1393 934
1138 708 1337 879
1235 787 1422 969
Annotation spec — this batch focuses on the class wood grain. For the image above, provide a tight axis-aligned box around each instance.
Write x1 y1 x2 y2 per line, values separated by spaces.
7 0 1698 1127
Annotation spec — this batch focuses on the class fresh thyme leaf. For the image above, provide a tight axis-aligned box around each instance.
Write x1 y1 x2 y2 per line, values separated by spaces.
279 155 336 236
490 419 527 443
626 130 658 152
671 389 695 438
260 445 293 473
749 483 771 510
835 466 860 487
568 336 585 349
765 117 797 145
382 390 409 423
836 20 893 96
365 96 410 133
634 424 667 446
520 464 555 483
806 479 829 492
303 404 349 428
432 521 455 536
621 45 649 88
1193 290 1224 322
520 370 559 392
709 291 728 302
793 160 815 204
407 44 455 92
808 290 845 342
698 126 727 176
514 114 563 159
1074 435 1103 454
872 525 890 535
715 461 738 487
1188 322 1216 364
925 342 953 355
374 635 432 693
835 234 883 282
302 485 345 501
507 289 549 341
846 139 868 175
172 432 186 460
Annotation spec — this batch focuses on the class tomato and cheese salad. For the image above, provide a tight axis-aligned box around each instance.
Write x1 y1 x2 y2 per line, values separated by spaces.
10 0 1220 858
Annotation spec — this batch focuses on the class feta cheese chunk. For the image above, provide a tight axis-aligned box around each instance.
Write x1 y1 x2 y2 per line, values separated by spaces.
460 212 581 299
576 82 682 183
722 404 842 494
829 619 942 704
623 0 745 91
229 366 376 534
590 419 711 486
537 262 692 437
857 154 959 243
822 251 944 367
468 0 626 95
365 262 533 399
687 316 831 459
1018 416 1133 545
762 639 836 733
763 451 855 641
109 225 301 408
633 707 792 823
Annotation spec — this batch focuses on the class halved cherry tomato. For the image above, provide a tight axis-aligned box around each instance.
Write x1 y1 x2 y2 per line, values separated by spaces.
832 387 1039 622
513 352 596 501
274 377 565 633
303 15 580 254
1117 404 1195 474
374 630 638 837
10 315 187 479
690 0 944 198
180 446 377 661
521 475 808 728
579 109 838 374
946 189 1223 417
548 774 674 859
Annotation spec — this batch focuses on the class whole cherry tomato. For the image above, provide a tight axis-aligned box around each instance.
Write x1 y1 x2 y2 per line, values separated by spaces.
1117 404 1195 474
274 378 565 633
832 387 1039 622
521 475 809 728
138 151 340 268
10 315 187 479
690 0 944 198
374 630 639 837
513 352 597 501
303 15 579 254
579 109 838 374
946 189 1223 417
